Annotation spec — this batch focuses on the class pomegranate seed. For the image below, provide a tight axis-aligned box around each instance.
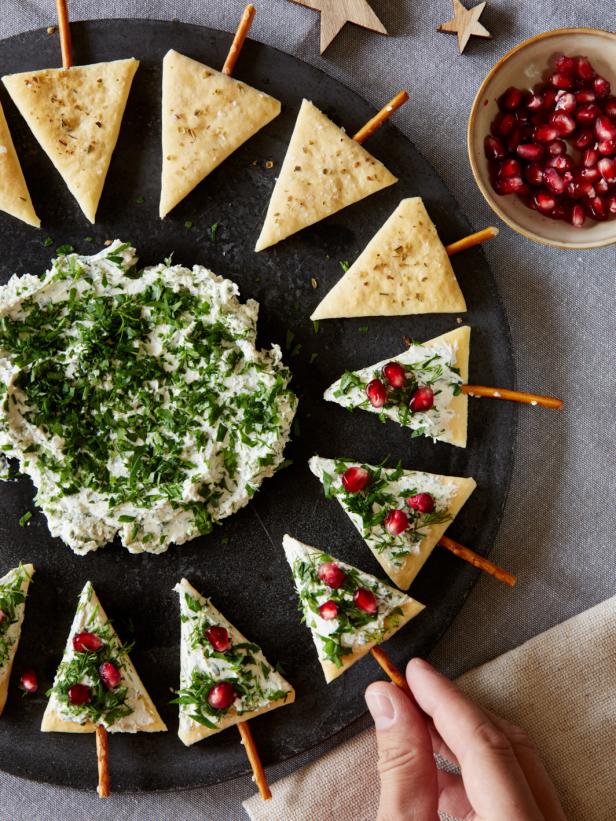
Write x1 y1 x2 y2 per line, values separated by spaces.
507 127 523 151
546 154 572 172
318 562 346 589
542 88 557 109
598 139 616 156
499 158 521 177
530 110 549 127
409 386 434 412
598 158 616 184
68 684 92 705
516 143 544 161
550 72 574 90
484 135 506 160
353 588 378 614
341 466 370 493
407 493 435 514
580 166 600 182
544 168 567 195
207 682 236 710
594 76 611 98
498 86 524 111
366 379 387 408
576 103 600 124
99 661 122 689
384 509 409 536
554 55 576 75
534 125 559 143
596 115 616 141
596 177 610 194
587 195 608 220
568 179 595 199
547 139 566 156
525 90 543 110
555 91 576 112
382 361 406 388
205 625 231 653
582 147 600 167
19 669 38 694
603 97 616 118
551 112 576 135
572 128 594 149
318 600 338 620
72 632 103 653
515 108 530 125
568 203 586 227
534 192 556 213
576 89 596 104
495 175 526 194
525 163 544 186
492 112 516 137
607 195 616 214
575 56 595 81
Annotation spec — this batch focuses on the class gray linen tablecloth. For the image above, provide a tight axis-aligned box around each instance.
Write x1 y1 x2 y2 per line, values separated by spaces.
0 1 614 819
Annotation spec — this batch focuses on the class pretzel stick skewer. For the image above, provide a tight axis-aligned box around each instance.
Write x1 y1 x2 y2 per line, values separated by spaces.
55 0 73 69
353 91 409 144
237 720 272 800
223 4 256 76
461 385 564 409
95 725 110 798
439 536 517 587
371 646 411 695
445 226 499 255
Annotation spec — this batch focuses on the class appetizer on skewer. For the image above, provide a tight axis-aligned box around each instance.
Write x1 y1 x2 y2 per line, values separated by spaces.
2 2 138 223
42 582 166 797
309 456 476 589
174 578 294 799
0 563 34 715
282 534 424 682
0 106 39 227
160 6 281 218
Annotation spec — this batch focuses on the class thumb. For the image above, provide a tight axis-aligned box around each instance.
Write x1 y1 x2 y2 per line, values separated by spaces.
366 681 438 821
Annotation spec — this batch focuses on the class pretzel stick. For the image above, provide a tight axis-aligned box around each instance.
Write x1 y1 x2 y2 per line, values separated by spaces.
445 226 499 256
439 535 517 587
461 385 563 409
353 91 409 144
223 4 256 76
371 646 411 695
55 0 73 69
237 721 271 800
95 724 110 798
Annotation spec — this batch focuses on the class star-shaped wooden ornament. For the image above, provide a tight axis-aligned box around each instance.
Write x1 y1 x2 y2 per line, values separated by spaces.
290 0 387 54
437 0 491 54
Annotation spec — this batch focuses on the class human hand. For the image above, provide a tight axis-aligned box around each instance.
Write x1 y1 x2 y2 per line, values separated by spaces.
365 657 566 821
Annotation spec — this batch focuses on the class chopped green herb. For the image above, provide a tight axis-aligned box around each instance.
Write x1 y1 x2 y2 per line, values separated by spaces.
210 223 219 242
18 511 32 527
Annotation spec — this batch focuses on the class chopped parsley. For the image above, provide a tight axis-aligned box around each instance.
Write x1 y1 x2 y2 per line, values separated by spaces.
0 565 31 668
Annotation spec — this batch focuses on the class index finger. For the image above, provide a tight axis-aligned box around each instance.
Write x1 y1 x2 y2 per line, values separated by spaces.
406 658 544 821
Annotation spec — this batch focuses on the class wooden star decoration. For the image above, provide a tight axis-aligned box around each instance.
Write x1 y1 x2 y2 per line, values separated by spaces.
437 0 491 54
290 0 387 54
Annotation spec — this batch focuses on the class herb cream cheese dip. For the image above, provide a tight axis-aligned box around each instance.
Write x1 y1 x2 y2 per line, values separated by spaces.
0 241 297 555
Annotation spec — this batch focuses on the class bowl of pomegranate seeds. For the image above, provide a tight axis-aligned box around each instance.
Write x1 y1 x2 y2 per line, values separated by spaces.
468 28 616 248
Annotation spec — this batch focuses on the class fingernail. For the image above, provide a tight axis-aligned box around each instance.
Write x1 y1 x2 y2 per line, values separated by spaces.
409 657 431 671
366 690 395 729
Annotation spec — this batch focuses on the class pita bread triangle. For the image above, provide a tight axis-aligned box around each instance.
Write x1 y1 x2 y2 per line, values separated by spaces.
325 325 471 448
311 197 467 319
255 99 398 251
0 563 34 715
174 578 295 746
41 581 166 733
309 456 476 589
160 50 281 218
0 104 39 227
282 534 424 683
3 59 139 223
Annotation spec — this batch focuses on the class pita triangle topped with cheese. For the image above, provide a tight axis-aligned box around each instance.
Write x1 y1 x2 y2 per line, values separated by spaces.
174 578 294 745
312 197 466 319
42 582 166 734
282 534 424 683
160 50 281 218
255 99 397 251
325 325 471 448
0 563 34 715
309 457 476 589
3 59 139 223
0 105 39 227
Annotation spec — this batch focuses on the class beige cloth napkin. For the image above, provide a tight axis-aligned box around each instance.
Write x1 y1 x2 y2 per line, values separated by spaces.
243 595 616 821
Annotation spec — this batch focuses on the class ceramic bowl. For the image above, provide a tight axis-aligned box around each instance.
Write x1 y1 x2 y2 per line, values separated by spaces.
468 28 616 249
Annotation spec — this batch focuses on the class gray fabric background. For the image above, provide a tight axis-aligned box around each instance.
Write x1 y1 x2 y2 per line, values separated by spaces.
0 1 614 818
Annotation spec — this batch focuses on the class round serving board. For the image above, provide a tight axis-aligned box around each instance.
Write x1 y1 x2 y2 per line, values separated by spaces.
0 20 516 791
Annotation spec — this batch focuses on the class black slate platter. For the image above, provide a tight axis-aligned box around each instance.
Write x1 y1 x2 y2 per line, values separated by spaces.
0 20 516 791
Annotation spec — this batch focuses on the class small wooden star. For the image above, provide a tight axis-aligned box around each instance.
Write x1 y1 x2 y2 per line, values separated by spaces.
437 0 491 54
290 0 387 54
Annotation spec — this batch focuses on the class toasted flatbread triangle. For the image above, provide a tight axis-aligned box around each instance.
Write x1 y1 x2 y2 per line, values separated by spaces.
42 582 166 733
309 457 476 589
255 99 397 251
0 104 39 227
0 563 34 715
325 325 470 448
175 578 294 746
160 50 281 218
311 197 466 319
3 59 139 223
282 534 424 683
